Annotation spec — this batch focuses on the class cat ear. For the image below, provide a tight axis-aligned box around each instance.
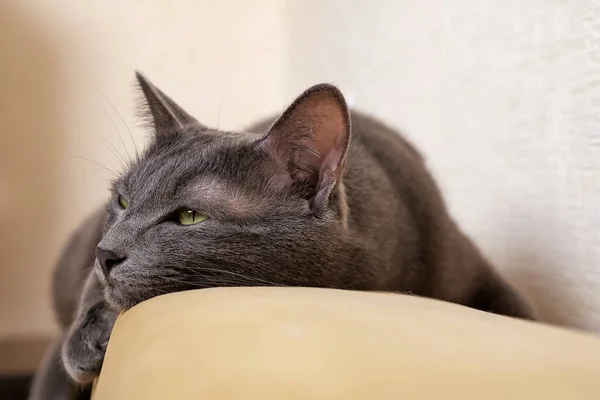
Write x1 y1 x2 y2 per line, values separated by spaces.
135 71 206 137
262 83 351 211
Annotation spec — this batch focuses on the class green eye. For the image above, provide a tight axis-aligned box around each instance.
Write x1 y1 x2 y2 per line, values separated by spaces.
118 195 129 209
178 209 208 225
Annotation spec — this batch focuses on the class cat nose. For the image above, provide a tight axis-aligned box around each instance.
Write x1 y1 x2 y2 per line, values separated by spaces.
96 246 126 276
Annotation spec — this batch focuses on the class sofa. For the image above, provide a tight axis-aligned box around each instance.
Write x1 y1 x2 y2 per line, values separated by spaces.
92 287 600 399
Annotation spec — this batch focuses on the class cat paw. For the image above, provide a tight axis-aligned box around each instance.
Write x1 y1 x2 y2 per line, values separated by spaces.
61 304 114 383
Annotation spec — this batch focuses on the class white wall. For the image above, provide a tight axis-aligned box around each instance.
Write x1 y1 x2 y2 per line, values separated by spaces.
286 0 600 330
0 0 287 338
2 0 599 338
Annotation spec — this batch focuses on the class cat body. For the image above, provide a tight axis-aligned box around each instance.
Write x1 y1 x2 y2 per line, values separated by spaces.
29 73 533 400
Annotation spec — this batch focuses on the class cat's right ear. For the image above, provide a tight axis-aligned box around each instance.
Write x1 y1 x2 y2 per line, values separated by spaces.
135 71 206 137
259 83 351 213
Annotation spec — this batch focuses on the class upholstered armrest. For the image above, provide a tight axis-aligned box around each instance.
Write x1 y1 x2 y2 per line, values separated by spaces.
92 288 600 399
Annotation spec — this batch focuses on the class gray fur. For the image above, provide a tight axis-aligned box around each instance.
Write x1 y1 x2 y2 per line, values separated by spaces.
52 208 106 330
29 211 107 400
30 72 533 399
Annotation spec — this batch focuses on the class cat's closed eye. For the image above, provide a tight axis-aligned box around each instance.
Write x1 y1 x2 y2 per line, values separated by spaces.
176 209 208 225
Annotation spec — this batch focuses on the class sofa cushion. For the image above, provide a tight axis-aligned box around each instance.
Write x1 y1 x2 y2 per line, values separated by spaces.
93 287 600 399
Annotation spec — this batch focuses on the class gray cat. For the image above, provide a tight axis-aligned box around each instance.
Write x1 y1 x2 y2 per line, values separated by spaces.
30 72 534 399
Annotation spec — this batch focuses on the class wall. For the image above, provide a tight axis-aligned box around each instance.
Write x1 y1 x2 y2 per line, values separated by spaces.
286 0 600 330
0 0 287 339
2 0 600 337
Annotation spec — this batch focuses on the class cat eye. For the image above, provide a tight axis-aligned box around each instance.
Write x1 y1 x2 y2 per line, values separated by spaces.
118 195 129 209
178 209 208 225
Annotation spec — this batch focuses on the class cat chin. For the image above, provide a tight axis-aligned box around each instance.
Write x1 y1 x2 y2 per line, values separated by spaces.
94 261 151 311
61 353 99 384
103 286 141 312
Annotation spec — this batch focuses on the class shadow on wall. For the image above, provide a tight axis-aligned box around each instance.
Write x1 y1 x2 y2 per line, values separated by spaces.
0 1 66 337
503 245 593 331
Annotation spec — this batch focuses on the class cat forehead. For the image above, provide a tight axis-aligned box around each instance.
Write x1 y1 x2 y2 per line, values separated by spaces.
129 128 263 179
154 127 262 154
116 129 280 214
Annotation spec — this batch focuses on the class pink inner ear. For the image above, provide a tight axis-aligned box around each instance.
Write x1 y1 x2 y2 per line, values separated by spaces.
296 94 348 173
262 85 350 194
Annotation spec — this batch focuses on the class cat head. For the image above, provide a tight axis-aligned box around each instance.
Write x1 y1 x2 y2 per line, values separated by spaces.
96 72 354 310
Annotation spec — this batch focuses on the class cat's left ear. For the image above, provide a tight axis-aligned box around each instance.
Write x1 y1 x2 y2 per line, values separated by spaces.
261 84 351 212
135 71 206 137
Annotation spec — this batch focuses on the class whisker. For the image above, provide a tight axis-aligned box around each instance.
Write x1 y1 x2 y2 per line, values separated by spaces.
105 110 131 163
70 156 118 178
160 276 212 288
161 273 273 289
65 265 95 280
88 168 118 177
167 270 221 286
92 133 127 171
192 277 268 287
181 266 283 287
91 127 128 166
90 79 140 160
85 80 132 163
